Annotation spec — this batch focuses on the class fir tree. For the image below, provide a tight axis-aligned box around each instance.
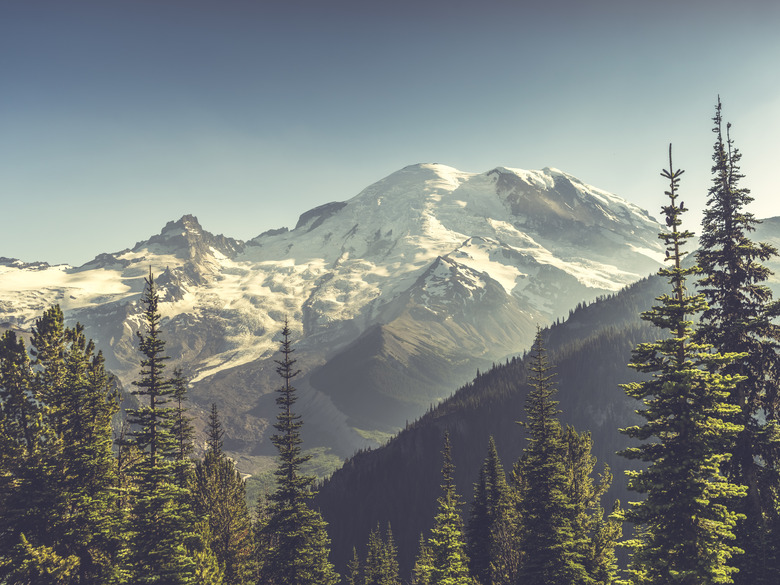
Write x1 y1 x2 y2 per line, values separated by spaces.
466 436 518 585
191 520 226 585
0 329 53 581
128 271 176 475
364 524 385 585
563 426 621 585
53 322 123 584
124 271 199 584
169 367 195 493
361 523 400 585
207 401 225 455
252 493 270 582
411 534 433 585
258 319 339 585
419 432 472 585
696 98 780 584
2 534 80 584
193 403 254 585
620 146 746 584
467 443 492 581
346 547 361 585
513 327 587 585
171 367 195 464
382 524 400 585
0 308 123 584
29 305 68 435
115 415 142 515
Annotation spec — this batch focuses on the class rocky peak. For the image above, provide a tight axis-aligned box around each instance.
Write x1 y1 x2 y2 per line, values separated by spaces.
161 214 203 237
0 257 51 270
134 215 245 262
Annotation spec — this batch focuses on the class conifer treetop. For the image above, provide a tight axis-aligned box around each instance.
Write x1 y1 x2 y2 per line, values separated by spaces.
620 145 746 584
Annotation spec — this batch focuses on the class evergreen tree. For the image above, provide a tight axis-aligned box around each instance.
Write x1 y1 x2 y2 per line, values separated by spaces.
0 308 123 584
466 436 518 585
115 415 142 515
258 319 339 585
52 322 123 584
467 443 491 582
253 493 270 581
563 426 621 585
124 271 199 584
193 541 225 585
590 502 623 585
207 401 225 455
171 367 195 464
0 329 53 581
29 305 68 436
193 403 254 585
513 328 588 585
2 534 80 584
361 523 400 585
411 534 433 585
620 146 745 584
418 432 472 585
169 368 195 493
696 98 780 584
382 524 401 585
364 524 385 585
346 547 361 585
191 520 227 585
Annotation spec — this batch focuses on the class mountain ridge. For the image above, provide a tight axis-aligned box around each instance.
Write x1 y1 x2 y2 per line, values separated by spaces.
0 162 668 470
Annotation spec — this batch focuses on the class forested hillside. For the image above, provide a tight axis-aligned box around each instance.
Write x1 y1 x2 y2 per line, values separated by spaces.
315 274 666 575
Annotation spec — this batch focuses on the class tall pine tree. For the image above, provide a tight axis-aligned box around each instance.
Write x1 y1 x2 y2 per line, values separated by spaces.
415 431 471 585
620 146 745 584
513 328 587 585
170 368 195 464
696 98 780 584
124 271 200 584
467 436 518 585
258 319 339 585
345 547 361 585
0 307 123 584
50 320 123 584
360 523 400 585
193 403 254 585
563 426 621 585
411 534 433 585
0 329 58 581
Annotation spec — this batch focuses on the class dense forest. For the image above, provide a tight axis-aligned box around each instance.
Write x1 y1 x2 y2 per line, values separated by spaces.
2 103 779 584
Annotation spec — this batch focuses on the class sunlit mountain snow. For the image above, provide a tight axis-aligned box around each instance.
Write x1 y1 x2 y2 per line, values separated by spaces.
0 163 669 457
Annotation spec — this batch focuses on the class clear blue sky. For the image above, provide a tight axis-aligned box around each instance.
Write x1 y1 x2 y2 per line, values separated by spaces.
2 0 779 265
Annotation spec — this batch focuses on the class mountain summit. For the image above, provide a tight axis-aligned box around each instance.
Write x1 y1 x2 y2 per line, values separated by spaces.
0 163 666 469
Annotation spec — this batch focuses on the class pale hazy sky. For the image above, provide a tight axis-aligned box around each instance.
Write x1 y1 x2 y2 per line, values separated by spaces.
2 0 779 265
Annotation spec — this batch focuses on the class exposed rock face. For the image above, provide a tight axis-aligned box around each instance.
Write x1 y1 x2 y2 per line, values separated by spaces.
295 202 348 231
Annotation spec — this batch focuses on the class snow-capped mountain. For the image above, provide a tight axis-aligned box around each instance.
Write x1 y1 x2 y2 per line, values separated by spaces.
0 163 666 468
